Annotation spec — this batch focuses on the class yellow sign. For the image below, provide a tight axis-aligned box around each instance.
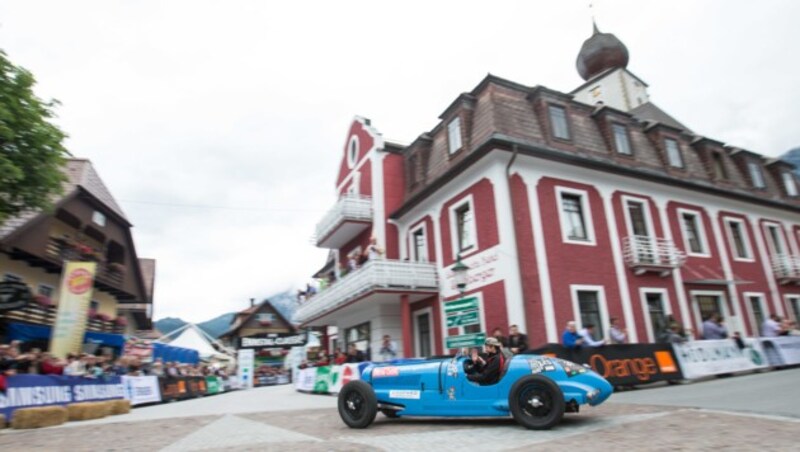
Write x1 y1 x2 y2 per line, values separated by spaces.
49 261 97 358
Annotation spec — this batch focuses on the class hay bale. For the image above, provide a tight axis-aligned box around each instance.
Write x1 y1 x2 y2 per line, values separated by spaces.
108 399 131 415
66 402 110 421
11 406 69 429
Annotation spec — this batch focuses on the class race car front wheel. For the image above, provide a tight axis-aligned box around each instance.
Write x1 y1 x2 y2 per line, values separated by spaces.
509 375 565 430
338 381 378 428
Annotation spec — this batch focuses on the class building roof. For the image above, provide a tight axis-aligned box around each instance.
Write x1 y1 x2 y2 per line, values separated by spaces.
576 21 630 81
0 158 128 240
220 298 297 338
630 102 692 133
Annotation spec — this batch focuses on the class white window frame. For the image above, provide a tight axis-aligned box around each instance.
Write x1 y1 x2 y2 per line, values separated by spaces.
723 217 754 262
91 211 106 227
409 223 429 263
782 172 798 197
448 195 477 259
763 222 787 256
611 123 632 155
639 288 673 343
664 138 684 168
37 284 55 297
548 104 570 140
447 117 463 154
742 292 767 336
748 162 765 189
690 290 729 335
622 195 654 238
786 294 800 322
570 285 610 340
413 307 434 358
678 208 710 257
347 135 360 169
556 186 596 246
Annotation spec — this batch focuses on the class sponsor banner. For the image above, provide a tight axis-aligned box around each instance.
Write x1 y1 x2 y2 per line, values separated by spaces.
121 376 162 405
531 343 683 386
0 375 124 418
240 333 308 349
759 336 800 367
237 349 255 390
294 363 363 394
50 262 97 358
205 376 223 395
158 376 208 401
672 339 768 379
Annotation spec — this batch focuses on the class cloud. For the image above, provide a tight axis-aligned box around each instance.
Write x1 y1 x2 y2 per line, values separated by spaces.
1 0 798 321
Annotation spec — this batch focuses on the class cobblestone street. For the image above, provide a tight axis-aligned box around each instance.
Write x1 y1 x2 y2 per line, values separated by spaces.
2 370 799 451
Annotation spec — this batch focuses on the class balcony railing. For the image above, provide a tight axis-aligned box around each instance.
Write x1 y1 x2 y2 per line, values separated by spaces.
0 303 125 334
314 194 373 248
771 254 800 283
45 237 126 287
295 259 439 324
622 236 686 276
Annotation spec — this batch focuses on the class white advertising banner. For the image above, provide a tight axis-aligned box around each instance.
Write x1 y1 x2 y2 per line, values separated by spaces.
121 376 162 405
294 364 363 394
329 363 361 394
294 367 317 392
237 349 255 390
672 338 768 379
759 336 800 366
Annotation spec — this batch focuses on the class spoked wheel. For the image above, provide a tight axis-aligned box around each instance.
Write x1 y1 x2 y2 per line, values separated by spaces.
338 381 378 428
509 375 565 430
381 409 400 418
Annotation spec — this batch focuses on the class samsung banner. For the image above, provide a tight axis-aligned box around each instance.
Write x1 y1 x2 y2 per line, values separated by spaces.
121 376 162 406
672 338 768 379
0 375 124 418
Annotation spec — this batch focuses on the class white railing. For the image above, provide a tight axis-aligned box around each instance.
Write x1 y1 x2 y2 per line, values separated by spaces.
771 254 800 280
314 194 373 245
295 259 439 323
622 236 686 269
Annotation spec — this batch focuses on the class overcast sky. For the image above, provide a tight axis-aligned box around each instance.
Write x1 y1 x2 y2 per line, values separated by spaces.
1 1 798 322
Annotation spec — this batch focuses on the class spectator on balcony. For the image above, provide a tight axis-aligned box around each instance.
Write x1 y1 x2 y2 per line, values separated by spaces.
761 314 783 337
363 236 384 263
578 324 606 347
608 317 628 344
347 252 359 273
701 313 728 340
378 335 398 361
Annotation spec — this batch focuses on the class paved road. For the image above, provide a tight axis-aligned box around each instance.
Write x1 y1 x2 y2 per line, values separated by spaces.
1 369 798 451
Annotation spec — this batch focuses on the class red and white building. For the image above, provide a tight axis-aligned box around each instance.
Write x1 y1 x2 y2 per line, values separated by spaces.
295 24 800 358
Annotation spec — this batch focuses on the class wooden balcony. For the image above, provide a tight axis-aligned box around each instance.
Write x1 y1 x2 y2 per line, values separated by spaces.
45 237 126 288
0 302 125 334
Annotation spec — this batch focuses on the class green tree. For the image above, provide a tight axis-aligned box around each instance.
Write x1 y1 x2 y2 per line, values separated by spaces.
0 49 68 223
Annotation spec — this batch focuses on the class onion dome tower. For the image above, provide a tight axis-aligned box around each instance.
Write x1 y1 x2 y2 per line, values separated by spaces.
576 21 630 81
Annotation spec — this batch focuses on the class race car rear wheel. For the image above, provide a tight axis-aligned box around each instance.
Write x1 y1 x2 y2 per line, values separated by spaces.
338 381 378 428
509 375 565 430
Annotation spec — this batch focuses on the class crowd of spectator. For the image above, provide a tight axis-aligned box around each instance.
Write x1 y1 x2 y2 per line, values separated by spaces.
0 341 229 381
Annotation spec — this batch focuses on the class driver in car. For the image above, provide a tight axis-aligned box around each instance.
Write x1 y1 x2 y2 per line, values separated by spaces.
466 337 504 385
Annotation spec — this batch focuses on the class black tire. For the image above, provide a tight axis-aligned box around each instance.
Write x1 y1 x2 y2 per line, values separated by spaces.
508 375 565 430
338 381 378 428
381 409 400 418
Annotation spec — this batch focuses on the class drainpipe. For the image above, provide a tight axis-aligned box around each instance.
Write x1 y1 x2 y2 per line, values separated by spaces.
505 144 527 331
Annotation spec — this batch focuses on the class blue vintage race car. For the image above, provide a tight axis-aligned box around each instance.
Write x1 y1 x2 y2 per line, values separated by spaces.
338 354 613 430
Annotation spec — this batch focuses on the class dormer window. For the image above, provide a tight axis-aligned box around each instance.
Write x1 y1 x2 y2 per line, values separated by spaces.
447 117 463 154
712 152 728 180
664 138 683 168
611 123 632 155
748 162 765 189
782 172 798 196
92 211 106 227
548 105 570 140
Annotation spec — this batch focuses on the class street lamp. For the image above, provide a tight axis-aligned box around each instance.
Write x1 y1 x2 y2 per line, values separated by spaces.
452 254 469 295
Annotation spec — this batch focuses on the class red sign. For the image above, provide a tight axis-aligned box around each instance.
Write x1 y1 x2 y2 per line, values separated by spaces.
67 268 93 295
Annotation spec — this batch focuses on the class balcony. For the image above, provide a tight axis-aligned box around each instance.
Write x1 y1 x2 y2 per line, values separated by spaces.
314 194 373 248
622 236 686 276
45 236 126 288
295 259 439 325
771 254 800 284
0 302 125 334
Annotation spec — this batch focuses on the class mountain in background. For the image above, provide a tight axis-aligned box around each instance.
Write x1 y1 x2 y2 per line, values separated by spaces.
153 289 299 339
781 147 800 177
